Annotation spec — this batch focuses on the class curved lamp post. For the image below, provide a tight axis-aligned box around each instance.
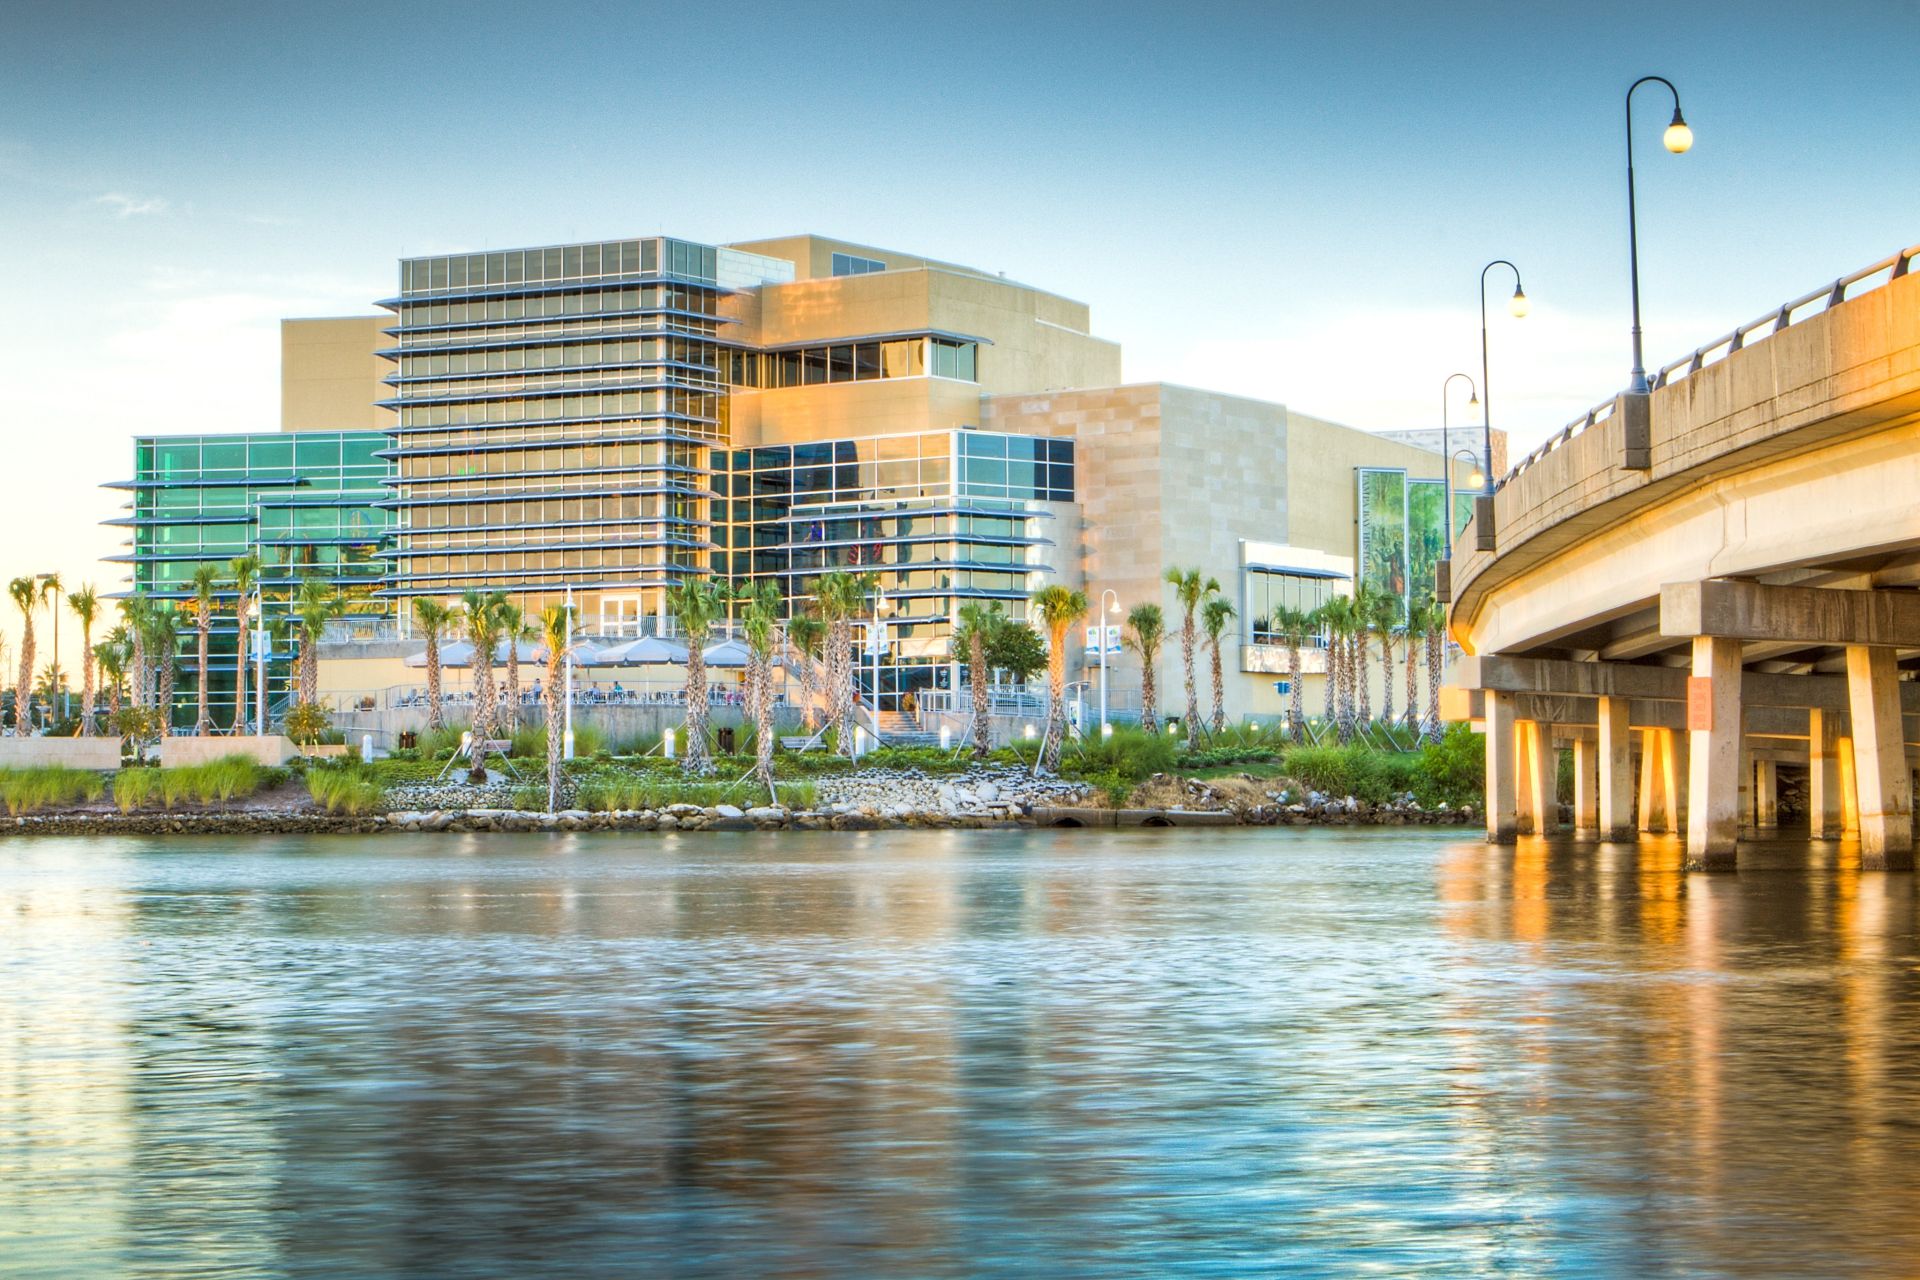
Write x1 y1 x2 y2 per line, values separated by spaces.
1439 374 1478 558
1625 75 1694 393
1479 260 1528 494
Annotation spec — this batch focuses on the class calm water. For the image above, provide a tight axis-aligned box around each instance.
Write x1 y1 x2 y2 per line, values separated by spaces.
3 829 1917 1278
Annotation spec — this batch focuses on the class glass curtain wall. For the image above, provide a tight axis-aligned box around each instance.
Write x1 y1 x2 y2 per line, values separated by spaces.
106 432 390 727
379 238 730 624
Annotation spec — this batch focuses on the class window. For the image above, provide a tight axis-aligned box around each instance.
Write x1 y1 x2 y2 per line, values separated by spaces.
830 252 886 276
931 339 977 381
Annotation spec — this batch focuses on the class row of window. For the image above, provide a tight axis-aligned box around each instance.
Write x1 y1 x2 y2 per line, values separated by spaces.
400 443 702 480
393 284 721 332
727 338 976 389
394 427 705 458
394 313 722 353
138 436 386 481
393 366 723 404
1246 569 1344 643
397 389 724 433
398 495 704 529
395 336 717 380
397 546 698 577
137 487 381 517
399 239 714 295
400 522 683 553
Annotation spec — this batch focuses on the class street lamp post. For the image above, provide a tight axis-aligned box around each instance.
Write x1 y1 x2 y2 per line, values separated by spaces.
869 592 889 722
1625 75 1694 394
1439 374 1478 558
1098 589 1120 733
563 584 575 760
1478 261 1529 495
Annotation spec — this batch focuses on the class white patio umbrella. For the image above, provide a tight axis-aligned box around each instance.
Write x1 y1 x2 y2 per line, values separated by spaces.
406 641 474 668
699 637 784 668
582 635 691 667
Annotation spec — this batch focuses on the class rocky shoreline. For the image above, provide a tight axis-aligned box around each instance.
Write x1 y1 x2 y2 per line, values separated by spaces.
0 765 1477 837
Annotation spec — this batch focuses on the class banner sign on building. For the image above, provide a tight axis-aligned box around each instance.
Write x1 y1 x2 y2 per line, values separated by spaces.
1356 468 1408 598
1406 478 1446 602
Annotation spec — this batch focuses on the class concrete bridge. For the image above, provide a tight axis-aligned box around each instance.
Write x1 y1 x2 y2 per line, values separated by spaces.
1443 242 1920 869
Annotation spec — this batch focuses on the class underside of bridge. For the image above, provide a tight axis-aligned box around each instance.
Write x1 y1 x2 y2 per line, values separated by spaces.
1442 245 1920 871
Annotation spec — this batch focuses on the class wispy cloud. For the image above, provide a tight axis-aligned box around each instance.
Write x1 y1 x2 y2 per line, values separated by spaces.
90 191 170 218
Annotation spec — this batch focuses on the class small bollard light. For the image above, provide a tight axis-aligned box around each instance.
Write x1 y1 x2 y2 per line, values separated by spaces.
562 729 575 761
1167 721 1177 735
939 724 951 749
361 733 374 762
1101 722 1114 739
854 726 869 756
1023 723 1036 740
663 727 676 759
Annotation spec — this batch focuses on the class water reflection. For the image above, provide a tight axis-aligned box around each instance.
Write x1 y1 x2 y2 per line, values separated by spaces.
3 829 1918 1277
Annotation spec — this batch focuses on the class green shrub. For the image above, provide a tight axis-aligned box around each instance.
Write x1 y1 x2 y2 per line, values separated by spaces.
0 765 106 815
1410 724 1485 809
306 765 385 816
418 724 469 762
283 702 333 747
1176 746 1282 769
112 755 270 812
1064 727 1177 782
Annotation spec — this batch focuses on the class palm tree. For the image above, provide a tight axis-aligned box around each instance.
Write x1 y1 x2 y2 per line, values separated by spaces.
1124 602 1165 734
1029 585 1087 773
411 598 453 732
145 606 181 737
186 566 222 734
96 633 128 725
815 570 877 758
8 577 36 735
665 576 725 775
229 554 260 733
1402 595 1426 733
954 601 1005 758
1164 567 1219 750
493 600 532 730
537 602 574 812
68 585 100 736
1270 605 1312 743
784 613 825 732
1201 596 1236 735
1318 595 1358 742
739 580 783 802
1367 586 1403 728
460 588 505 780
293 579 344 708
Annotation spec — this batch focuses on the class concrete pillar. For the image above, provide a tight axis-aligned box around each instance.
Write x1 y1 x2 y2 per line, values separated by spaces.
1598 696 1635 840
1485 690 1518 845
1514 719 1538 835
1808 709 1844 838
1667 729 1690 832
1685 635 1743 872
1573 735 1600 833
1638 727 1668 833
1755 760 1778 829
1737 739 1754 834
1839 737 1860 835
1845 645 1914 871
1524 720 1557 834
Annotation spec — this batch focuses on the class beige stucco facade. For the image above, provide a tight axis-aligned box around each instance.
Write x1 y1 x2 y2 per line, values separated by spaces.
281 315 395 432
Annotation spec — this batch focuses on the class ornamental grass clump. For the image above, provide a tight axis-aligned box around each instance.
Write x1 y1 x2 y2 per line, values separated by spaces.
0 766 106 815
305 765 384 816
111 755 270 812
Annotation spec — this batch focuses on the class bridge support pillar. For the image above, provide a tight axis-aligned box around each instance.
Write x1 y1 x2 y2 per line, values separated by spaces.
1685 635 1743 872
1808 709 1845 838
1638 728 1669 834
1520 720 1557 834
1572 735 1599 833
1485 690 1518 844
1755 760 1778 830
1845 645 1913 870
1738 739 1755 835
1597 696 1635 840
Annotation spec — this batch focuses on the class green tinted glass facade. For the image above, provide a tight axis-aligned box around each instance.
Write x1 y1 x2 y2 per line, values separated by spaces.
106 432 392 725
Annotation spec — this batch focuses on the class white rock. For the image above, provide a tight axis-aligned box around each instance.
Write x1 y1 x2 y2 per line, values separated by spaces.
715 804 745 819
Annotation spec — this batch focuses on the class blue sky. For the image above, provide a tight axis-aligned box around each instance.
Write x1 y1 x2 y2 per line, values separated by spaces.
1 0 1914 664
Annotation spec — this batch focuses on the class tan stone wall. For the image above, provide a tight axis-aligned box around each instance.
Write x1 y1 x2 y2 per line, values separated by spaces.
281 316 393 433
724 234 1003 283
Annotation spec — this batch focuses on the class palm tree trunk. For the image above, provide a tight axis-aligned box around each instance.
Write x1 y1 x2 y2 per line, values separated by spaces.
196 619 211 734
1320 631 1335 733
469 657 494 780
544 653 564 811
425 633 444 732
1356 629 1372 725
1209 640 1224 734
682 647 711 774
16 620 33 736
1141 654 1159 735
157 652 174 738
750 650 775 802
1379 634 1395 727
1041 641 1067 772
79 625 96 737
1288 642 1304 743
1181 617 1199 749
829 619 854 757
505 647 521 733
1425 629 1444 744
969 632 990 758
1404 639 1418 731
233 601 250 734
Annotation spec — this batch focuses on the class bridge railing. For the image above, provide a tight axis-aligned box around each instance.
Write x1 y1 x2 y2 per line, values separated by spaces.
1496 241 1920 492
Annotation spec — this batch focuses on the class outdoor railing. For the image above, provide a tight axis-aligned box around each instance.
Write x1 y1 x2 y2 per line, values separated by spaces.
1496 241 1920 491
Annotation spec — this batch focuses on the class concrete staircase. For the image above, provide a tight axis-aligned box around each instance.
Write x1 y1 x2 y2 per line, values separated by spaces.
873 708 940 748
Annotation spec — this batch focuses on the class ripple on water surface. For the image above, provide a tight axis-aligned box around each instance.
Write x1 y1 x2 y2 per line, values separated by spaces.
3 828 1918 1277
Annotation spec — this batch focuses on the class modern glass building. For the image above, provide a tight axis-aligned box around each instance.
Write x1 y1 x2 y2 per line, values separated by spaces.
104 431 391 724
